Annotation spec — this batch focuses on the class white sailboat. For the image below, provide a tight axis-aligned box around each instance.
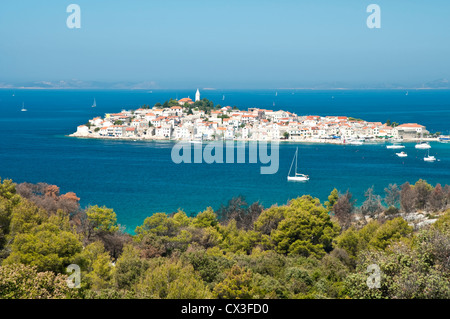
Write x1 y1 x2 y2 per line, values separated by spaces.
424 150 436 162
92 98 96 108
222 95 225 101
287 147 309 182
415 142 431 149
415 133 431 149
20 102 27 112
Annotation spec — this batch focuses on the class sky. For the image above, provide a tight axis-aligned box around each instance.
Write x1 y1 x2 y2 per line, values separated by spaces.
0 0 449 89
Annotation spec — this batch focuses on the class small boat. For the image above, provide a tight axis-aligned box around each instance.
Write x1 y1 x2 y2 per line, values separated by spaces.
287 147 309 182
20 102 27 112
92 98 96 108
348 139 365 145
424 151 436 162
222 95 225 101
439 137 450 143
415 142 431 149
275 91 278 96
189 134 203 144
386 144 405 149
396 151 408 157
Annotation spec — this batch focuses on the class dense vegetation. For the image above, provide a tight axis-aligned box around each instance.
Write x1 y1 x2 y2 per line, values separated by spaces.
0 177 449 299
138 98 236 116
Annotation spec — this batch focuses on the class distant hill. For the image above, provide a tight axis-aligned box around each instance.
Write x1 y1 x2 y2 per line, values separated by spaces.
421 78 450 89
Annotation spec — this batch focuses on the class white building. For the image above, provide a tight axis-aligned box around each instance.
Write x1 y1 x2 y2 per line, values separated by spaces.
76 125 89 136
195 89 200 102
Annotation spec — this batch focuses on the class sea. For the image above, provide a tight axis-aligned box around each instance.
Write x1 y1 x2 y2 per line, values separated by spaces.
1 89 449 232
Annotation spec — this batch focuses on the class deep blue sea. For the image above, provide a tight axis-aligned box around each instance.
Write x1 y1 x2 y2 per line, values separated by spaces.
1 89 449 232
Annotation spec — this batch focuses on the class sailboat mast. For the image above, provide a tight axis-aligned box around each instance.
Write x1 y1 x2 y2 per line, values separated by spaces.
288 149 296 176
295 148 298 175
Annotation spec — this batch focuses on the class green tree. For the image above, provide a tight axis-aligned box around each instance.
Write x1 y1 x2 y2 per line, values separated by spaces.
86 205 119 233
8 199 47 238
254 206 285 236
75 241 113 291
136 259 212 298
0 177 17 200
433 209 450 233
368 217 413 250
213 265 255 299
269 196 340 258
344 236 450 299
325 188 339 211
113 244 148 290
192 207 218 228
4 222 83 273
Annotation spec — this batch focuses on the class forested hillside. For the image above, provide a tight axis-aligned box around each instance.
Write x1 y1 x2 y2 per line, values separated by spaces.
0 178 449 299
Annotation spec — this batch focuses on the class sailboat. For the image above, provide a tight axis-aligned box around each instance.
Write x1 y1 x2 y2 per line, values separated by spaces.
222 95 225 101
424 150 436 162
275 91 278 97
287 147 309 182
91 98 96 108
415 142 431 149
415 132 431 149
20 102 27 112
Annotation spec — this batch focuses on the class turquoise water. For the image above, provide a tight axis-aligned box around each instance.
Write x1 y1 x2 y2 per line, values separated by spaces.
0 89 449 232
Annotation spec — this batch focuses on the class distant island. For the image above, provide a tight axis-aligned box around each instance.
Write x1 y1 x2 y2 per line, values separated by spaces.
71 90 441 143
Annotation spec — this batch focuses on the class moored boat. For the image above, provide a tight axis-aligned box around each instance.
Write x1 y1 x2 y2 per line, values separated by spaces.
287 147 309 182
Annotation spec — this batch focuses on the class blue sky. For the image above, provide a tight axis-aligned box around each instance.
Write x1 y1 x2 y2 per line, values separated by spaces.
0 0 449 88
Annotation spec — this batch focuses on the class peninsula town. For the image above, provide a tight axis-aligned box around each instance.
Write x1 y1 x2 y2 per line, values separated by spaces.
71 90 436 143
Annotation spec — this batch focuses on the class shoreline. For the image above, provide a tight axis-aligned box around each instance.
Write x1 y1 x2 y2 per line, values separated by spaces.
67 133 440 144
